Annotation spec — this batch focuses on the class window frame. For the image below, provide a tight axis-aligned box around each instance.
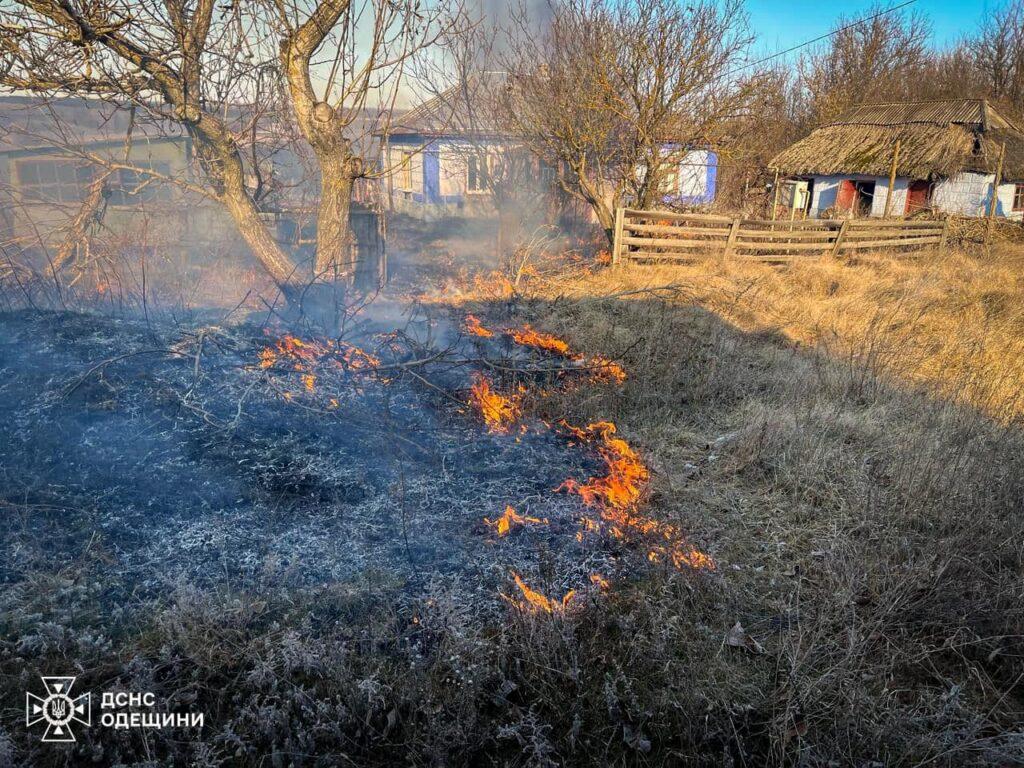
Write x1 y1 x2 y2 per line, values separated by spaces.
1013 182 1024 212
397 150 414 192
466 152 491 194
15 157 94 204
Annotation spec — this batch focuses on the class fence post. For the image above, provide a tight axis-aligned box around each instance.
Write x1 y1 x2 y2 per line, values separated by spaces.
830 219 850 257
611 207 625 266
939 217 950 254
723 218 741 259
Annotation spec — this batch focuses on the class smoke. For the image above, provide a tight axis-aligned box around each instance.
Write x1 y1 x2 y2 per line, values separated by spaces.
474 0 553 53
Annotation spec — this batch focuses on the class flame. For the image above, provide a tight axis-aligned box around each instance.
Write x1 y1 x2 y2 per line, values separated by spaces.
510 324 627 383
589 573 610 590
504 572 576 614
560 421 648 511
464 314 494 338
467 373 522 434
590 355 627 383
255 333 380 397
484 505 547 537
559 421 714 572
510 324 571 356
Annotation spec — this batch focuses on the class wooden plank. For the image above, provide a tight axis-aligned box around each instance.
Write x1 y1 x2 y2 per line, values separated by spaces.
625 251 709 261
740 218 841 229
939 217 950 253
736 230 838 241
723 219 741 258
622 235 728 249
830 219 850 256
844 228 943 240
839 236 942 250
734 241 834 252
732 254 804 261
623 208 734 224
846 219 943 229
624 222 732 237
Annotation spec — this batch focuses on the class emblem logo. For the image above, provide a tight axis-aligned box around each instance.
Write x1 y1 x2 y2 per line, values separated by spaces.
26 676 91 742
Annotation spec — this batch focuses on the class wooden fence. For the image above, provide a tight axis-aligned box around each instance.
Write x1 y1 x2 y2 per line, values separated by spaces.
611 208 949 264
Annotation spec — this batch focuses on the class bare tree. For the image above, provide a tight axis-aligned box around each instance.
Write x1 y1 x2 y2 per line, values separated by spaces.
496 0 756 242
0 0 456 305
796 4 930 127
975 0 1024 116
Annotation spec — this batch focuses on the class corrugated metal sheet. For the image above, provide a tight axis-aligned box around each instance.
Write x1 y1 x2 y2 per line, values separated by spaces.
829 99 985 127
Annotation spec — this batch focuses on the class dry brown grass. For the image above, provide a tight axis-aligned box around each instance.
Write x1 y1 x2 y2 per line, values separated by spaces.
440 243 1024 764
542 245 1024 424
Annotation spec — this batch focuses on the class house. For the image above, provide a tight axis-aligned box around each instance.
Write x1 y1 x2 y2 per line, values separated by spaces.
378 84 718 221
0 96 380 261
769 99 1024 220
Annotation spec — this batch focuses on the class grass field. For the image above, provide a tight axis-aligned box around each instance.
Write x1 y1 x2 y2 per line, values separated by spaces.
2 240 1022 766
440 243 1024 764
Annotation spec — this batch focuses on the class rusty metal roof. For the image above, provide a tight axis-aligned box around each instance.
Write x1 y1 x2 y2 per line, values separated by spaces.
828 99 1010 129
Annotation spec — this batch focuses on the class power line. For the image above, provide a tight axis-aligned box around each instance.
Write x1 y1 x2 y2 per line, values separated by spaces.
719 0 919 80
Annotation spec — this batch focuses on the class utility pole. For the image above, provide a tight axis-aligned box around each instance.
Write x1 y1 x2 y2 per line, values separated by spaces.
987 141 1006 244
883 139 901 218
770 168 781 220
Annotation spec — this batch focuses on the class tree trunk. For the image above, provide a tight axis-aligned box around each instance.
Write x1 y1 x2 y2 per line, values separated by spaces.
189 117 301 290
315 156 355 281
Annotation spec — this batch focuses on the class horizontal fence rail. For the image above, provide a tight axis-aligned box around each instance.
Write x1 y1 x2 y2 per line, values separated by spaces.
611 208 949 264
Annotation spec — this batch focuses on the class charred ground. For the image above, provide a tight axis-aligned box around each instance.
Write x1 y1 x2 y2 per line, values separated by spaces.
1 237 1023 766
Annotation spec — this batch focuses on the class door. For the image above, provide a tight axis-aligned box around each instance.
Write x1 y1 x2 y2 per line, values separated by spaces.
836 179 856 211
905 180 931 214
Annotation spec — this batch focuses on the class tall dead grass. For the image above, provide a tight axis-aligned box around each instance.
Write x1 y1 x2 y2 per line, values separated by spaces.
444 244 1024 764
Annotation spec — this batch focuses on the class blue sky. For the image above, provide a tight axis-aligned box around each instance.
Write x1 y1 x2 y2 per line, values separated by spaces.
747 0 995 56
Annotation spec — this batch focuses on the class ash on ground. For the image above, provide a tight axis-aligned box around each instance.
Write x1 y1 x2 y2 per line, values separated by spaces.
0 308 619 624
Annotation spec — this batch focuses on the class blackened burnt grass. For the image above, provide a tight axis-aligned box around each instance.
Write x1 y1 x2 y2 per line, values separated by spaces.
2 253 1023 768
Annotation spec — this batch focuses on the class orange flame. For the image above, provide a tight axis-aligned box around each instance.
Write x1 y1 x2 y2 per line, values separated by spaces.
560 421 648 511
464 314 494 338
560 421 714 572
590 355 627 383
467 373 522 434
589 573 610 590
255 333 381 397
510 324 571 356
484 505 548 537
504 572 576 613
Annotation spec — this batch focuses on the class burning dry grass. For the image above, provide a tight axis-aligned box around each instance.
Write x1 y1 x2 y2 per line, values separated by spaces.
4 240 1024 766
418 241 1024 764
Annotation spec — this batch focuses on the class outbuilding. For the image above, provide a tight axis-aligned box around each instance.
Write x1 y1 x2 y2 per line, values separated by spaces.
769 99 1024 220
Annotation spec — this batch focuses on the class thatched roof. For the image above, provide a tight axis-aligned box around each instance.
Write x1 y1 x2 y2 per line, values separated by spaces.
770 99 1024 180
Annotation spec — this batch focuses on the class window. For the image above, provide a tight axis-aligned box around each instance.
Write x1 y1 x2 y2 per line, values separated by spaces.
1014 183 1024 212
538 159 557 185
398 151 413 191
16 158 94 203
467 153 490 193
107 161 172 206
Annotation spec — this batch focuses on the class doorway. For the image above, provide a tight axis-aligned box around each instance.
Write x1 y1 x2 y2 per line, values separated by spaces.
905 180 932 214
837 179 876 216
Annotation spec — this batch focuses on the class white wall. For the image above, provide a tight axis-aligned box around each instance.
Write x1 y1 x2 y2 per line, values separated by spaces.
438 145 464 197
932 172 991 217
870 177 910 216
807 171 1022 220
